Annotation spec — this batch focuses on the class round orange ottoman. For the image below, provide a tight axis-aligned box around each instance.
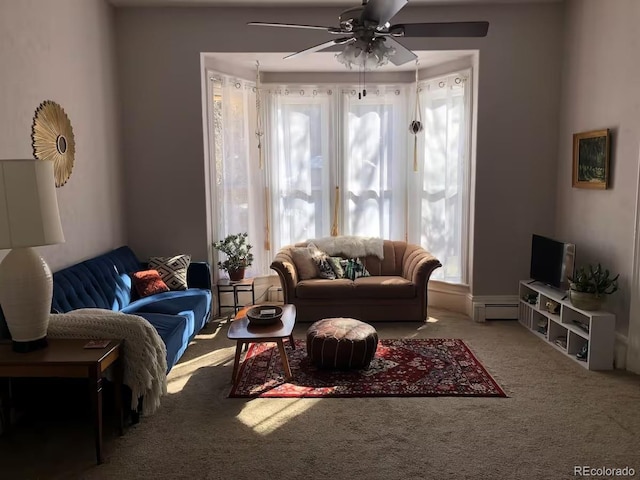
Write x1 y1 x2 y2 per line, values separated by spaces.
306 318 378 370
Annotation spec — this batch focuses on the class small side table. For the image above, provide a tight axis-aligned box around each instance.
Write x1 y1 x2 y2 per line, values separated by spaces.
217 278 255 316
0 339 123 465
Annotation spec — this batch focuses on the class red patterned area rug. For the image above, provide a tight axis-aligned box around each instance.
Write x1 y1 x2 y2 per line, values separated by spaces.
228 339 507 398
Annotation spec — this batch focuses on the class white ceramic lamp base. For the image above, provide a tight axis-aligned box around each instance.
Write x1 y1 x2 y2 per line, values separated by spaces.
0 247 53 352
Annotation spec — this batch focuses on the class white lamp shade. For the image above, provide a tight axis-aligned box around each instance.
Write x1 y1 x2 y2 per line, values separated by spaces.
0 159 64 350
0 159 65 248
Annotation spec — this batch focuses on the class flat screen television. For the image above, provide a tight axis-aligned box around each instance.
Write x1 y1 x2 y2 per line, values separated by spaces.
530 234 576 290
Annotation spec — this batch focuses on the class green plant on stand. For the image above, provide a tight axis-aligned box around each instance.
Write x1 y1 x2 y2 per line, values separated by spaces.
568 263 619 311
213 233 254 281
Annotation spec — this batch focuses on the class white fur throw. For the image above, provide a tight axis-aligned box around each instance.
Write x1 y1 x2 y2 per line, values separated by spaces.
308 236 384 259
48 309 167 416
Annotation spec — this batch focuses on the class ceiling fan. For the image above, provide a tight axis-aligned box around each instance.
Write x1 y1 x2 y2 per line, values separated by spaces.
248 0 489 69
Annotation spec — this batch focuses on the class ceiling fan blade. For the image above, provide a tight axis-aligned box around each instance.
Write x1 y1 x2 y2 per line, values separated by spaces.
384 37 418 66
362 0 408 26
284 37 354 60
248 22 334 31
393 21 489 37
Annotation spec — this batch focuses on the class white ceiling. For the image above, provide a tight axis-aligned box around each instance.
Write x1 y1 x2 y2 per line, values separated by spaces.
110 0 558 6
205 50 474 72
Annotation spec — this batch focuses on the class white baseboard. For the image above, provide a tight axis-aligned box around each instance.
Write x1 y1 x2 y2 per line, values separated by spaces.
469 295 519 322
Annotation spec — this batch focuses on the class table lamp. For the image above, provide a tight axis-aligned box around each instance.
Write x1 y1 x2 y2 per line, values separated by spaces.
0 159 65 352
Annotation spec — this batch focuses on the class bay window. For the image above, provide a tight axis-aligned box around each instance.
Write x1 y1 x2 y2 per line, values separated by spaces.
207 70 471 285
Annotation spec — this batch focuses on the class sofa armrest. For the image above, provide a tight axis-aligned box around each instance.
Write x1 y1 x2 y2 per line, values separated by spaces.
401 244 442 287
187 262 212 290
270 250 299 303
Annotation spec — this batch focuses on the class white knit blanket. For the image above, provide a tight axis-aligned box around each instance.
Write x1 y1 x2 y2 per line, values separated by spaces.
308 235 384 259
48 309 167 416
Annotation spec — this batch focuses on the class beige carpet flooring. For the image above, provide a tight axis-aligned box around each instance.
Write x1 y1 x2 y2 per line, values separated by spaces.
1 308 640 480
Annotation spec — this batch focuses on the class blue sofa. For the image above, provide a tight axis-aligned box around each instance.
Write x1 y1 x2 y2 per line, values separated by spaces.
49 246 212 372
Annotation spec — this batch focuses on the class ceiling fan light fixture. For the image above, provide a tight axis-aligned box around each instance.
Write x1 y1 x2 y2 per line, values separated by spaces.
249 0 489 69
335 38 396 70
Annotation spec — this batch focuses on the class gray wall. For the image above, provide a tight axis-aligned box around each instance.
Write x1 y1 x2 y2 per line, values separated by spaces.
0 0 126 271
555 0 640 335
115 4 565 293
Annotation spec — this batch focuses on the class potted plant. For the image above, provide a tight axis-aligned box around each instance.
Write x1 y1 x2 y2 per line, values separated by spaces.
568 263 619 311
213 233 254 281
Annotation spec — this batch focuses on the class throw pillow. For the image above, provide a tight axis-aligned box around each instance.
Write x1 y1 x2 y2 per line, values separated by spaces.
290 247 319 280
148 254 191 290
130 270 170 298
341 258 371 281
327 256 345 279
313 252 337 280
306 242 336 280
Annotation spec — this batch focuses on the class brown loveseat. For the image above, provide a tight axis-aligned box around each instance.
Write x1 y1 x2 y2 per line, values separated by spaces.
270 240 441 322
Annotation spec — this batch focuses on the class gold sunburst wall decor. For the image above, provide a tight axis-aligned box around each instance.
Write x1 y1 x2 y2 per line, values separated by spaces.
31 100 75 187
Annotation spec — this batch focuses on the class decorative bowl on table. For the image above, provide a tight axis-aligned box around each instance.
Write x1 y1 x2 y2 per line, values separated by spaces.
246 305 283 326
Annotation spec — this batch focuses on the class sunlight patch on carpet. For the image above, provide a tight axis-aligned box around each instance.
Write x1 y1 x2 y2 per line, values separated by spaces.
167 347 235 394
235 398 321 435
229 338 507 399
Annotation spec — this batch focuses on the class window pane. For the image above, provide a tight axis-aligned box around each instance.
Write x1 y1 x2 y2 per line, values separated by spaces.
417 74 468 284
210 74 268 277
343 89 405 240
269 94 331 248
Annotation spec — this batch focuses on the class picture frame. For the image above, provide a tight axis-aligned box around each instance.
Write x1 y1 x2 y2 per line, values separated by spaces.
572 129 610 189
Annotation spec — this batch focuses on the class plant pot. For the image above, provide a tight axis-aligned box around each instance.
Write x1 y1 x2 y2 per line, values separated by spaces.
569 290 604 311
228 267 245 282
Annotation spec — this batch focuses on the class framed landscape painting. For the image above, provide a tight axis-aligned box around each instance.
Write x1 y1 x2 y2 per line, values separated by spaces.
572 129 610 189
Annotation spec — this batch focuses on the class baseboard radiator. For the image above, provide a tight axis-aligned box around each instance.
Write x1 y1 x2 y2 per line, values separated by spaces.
472 296 519 322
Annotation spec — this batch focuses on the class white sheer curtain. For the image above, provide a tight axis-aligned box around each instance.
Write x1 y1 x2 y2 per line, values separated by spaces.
408 71 470 284
341 86 407 239
264 84 408 250
265 86 334 249
209 75 470 283
210 74 268 278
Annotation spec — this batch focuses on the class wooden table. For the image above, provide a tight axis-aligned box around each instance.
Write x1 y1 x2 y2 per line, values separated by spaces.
0 339 123 465
227 304 296 383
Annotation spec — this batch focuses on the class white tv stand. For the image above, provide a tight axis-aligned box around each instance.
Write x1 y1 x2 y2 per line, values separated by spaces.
518 280 615 370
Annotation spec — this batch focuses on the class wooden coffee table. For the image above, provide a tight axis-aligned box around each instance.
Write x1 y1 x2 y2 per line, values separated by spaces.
227 304 296 383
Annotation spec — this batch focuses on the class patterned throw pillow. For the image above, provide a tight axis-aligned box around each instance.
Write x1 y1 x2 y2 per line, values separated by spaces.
327 256 345 279
148 254 191 290
130 270 170 298
313 253 337 280
308 243 336 280
341 258 371 281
